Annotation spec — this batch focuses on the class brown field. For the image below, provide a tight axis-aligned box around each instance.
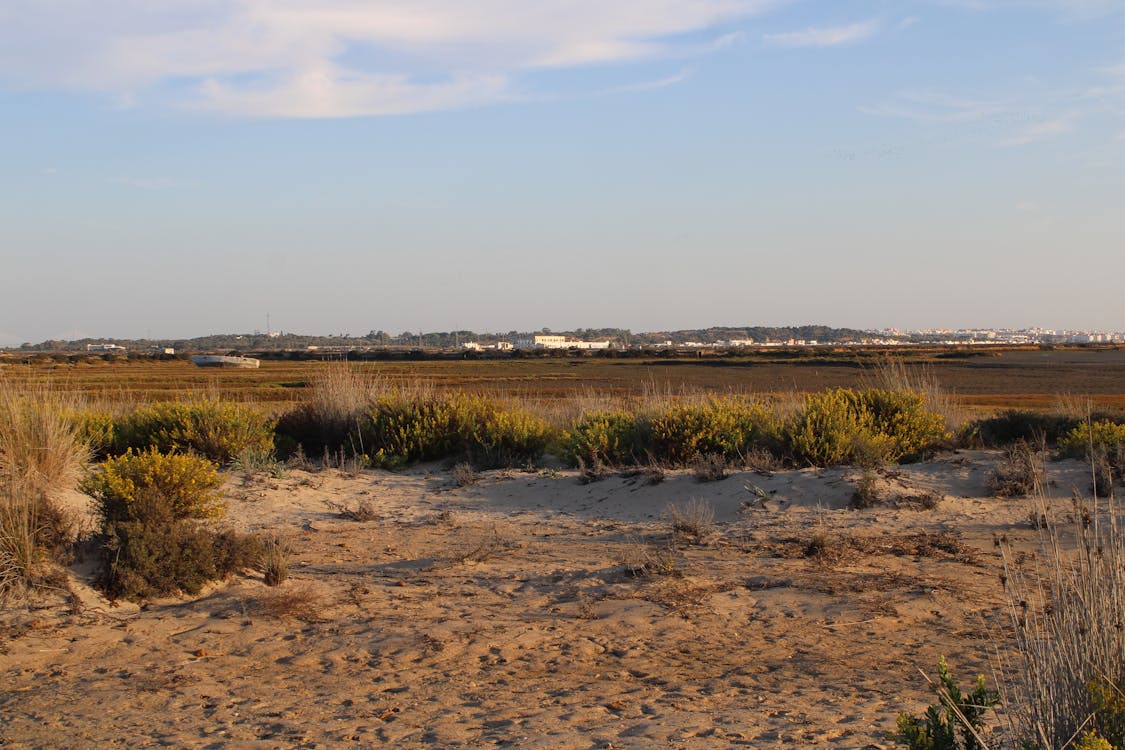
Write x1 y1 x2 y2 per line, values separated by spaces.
3 346 1125 415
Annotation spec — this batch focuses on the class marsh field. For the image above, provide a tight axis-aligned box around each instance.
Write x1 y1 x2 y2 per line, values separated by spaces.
4 345 1125 411
3 346 1125 749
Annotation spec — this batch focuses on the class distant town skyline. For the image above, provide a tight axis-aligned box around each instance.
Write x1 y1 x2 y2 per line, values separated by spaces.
2 1 1123 347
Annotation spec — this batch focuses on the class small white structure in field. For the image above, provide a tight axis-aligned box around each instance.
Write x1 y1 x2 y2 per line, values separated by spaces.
86 344 126 352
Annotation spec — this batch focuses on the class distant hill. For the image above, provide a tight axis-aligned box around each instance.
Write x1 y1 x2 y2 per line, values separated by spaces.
11 324 896 352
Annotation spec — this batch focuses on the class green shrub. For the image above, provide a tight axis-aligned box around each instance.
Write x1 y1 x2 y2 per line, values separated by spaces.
971 410 1082 448
1059 420 1125 459
66 409 117 459
115 398 274 464
81 448 225 524
785 388 948 467
99 489 261 600
893 657 998 750
649 396 781 466
362 392 550 468
560 410 648 468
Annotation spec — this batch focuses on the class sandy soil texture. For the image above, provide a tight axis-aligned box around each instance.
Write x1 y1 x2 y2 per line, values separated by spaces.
0 453 1096 749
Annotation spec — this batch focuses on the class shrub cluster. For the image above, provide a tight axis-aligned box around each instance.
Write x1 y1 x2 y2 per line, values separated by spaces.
361 392 550 469
649 397 780 466
98 488 259 600
113 399 275 464
82 448 226 523
559 390 949 470
82 449 257 600
785 388 949 467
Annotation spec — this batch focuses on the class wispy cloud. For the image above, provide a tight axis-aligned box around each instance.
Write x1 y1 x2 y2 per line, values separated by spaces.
762 19 880 48
1000 117 1072 146
0 1 777 118
114 176 192 190
860 90 1003 123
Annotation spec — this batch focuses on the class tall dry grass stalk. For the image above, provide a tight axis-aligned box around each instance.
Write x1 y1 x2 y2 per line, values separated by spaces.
999 493 1125 747
0 379 88 597
0 474 39 597
867 358 968 432
304 364 388 432
0 379 89 496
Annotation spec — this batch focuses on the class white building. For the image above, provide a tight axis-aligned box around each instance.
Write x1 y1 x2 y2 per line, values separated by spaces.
514 335 610 350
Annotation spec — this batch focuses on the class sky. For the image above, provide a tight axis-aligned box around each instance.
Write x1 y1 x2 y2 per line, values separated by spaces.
1 0 1124 345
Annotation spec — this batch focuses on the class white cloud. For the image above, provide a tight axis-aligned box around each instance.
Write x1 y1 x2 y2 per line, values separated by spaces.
0 1 777 118
762 19 881 48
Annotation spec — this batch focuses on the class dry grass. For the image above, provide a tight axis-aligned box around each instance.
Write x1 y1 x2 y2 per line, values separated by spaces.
259 533 290 587
988 439 1047 497
0 380 88 598
253 586 324 621
999 495 1125 747
665 498 715 540
324 497 378 522
0 380 89 496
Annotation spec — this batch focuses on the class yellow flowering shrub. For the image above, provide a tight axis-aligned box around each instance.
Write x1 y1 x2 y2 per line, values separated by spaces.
115 398 274 464
81 448 225 523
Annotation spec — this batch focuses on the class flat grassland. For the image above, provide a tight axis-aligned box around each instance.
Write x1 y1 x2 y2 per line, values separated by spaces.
4 346 1125 413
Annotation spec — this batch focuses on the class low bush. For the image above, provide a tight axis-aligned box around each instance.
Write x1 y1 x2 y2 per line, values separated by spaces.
1059 420 1125 460
361 392 550 469
115 398 274 464
274 365 388 459
560 410 648 468
649 396 781 466
81 448 225 524
971 409 1081 448
785 388 948 467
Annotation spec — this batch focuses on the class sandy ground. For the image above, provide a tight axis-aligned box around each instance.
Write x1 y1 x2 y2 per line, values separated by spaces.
0 452 1099 749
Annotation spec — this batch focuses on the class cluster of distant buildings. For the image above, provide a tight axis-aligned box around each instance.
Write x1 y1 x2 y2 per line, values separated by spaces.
462 334 610 351
880 328 1125 345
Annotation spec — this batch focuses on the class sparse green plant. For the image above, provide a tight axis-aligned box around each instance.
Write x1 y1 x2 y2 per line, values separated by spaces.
82 448 225 524
892 657 998 750
232 446 286 478
1057 420 1125 460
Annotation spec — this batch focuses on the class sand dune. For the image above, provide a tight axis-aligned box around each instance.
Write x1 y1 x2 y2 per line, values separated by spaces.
0 453 1097 748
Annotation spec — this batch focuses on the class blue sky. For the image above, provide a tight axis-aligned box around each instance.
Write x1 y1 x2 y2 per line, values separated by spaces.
1 0 1123 344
